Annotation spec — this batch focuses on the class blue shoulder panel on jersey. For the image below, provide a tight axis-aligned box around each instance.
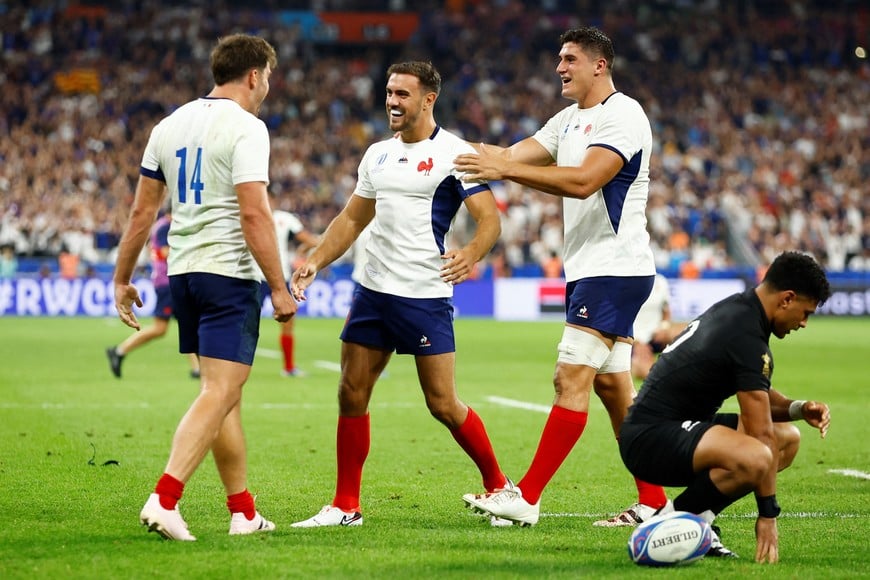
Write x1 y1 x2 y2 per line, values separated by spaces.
601 149 642 234
431 175 464 255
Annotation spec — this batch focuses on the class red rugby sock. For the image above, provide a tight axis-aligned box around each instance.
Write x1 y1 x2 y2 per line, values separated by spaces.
154 473 184 510
450 407 506 492
332 414 370 511
227 489 256 520
518 406 588 505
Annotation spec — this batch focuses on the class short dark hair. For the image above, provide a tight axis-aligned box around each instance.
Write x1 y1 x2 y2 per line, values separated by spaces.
210 34 277 86
559 27 615 72
386 61 441 96
762 251 832 304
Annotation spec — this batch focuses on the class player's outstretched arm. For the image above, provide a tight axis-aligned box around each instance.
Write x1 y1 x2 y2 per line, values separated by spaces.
292 194 374 300
454 138 552 183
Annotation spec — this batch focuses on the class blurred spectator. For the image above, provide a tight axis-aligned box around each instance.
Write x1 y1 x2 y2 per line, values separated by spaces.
0 244 18 278
0 0 866 278
541 250 563 279
848 246 870 271
58 246 80 280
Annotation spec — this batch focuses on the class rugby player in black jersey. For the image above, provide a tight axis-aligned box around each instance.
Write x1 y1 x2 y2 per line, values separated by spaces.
619 251 832 563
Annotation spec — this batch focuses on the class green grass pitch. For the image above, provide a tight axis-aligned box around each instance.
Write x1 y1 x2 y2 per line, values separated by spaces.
0 315 866 579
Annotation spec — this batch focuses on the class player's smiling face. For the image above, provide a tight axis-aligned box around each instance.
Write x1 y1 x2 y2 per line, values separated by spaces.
385 73 428 134
556 42 596 103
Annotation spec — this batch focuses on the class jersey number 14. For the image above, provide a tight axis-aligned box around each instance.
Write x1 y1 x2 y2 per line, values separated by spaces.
175 147 205 204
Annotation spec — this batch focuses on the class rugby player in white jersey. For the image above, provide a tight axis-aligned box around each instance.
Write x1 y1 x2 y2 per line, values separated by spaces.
455 27 670 527
112 34 296 541
289 61 510 528
630 273 687 381
268 196 318 377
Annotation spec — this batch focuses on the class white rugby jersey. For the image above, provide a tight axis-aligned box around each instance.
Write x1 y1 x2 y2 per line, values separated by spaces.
353 126 490 298
140 97 271 281
633 273 670 342
533 92 655 281
272 209 305 280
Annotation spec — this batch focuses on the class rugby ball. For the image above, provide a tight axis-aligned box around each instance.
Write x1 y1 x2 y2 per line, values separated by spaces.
628 511 712 566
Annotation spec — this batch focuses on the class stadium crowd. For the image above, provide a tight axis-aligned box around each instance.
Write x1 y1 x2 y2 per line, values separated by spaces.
0 0 868 278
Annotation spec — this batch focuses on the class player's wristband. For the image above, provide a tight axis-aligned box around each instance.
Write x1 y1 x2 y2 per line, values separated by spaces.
756 494 781 518
788 400 806 421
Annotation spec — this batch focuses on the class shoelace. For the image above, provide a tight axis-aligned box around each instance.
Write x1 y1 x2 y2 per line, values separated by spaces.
484 488 523 505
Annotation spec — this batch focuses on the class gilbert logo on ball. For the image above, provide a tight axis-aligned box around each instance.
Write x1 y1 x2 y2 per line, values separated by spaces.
628 511 712 566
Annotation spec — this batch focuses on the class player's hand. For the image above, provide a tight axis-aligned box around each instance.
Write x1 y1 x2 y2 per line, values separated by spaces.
754 517 779 563
114 283 143 330
440 249 473 286
290 262 318 301
454 143 505 182
801 400 831 439
270 287 297 323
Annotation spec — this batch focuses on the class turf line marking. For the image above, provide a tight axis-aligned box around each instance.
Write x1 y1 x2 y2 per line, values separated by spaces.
0 401 420 410
255 347 282 359
467 511 863 521
314 360 342 372
0 402 151 409
257 347 341 372
487 396 551 414
828 468 870 480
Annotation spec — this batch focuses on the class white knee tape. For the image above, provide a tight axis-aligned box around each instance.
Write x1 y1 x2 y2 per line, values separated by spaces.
598 341 632 374
556 326 612 369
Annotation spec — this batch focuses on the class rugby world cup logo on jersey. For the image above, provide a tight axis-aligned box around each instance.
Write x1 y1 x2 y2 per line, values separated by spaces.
373 153 389 174
417 157 433 175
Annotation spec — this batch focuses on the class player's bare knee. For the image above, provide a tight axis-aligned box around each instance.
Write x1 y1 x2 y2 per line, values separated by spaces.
425 397 463 428
776 423 801 471
740 445 774 485
553 368 593 399
337 379 371 414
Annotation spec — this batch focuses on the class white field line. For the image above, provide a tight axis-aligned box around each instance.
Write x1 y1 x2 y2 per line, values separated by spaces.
487 395 551 414
314 360 342 372
257 346 341 372
255 347 282 359
0 401 416 410
828 468 870 480
0 402 151 409
469 511 866 520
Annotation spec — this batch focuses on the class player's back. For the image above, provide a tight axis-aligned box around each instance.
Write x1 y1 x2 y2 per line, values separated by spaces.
142 97 270 280
630 290 771 422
